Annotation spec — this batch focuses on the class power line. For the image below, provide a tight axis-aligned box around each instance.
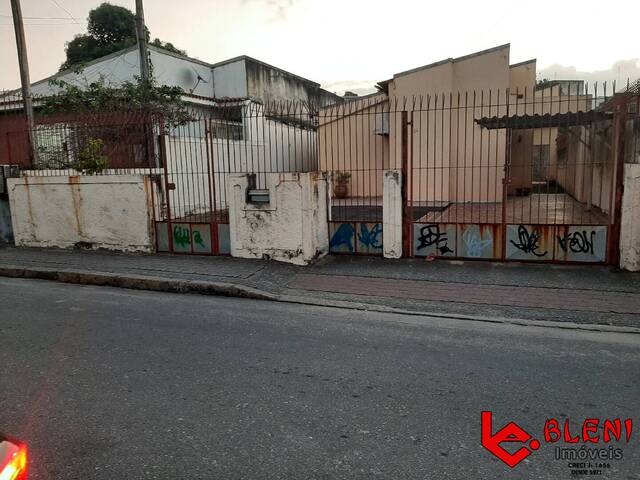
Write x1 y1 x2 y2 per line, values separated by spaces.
0 14 74 19
48 0 79 24
0 22 79 26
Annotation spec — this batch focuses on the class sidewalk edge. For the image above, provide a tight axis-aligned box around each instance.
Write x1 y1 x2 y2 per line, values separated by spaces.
1 265 637 335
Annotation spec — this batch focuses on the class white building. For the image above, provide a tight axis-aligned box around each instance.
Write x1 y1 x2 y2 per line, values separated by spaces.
3 45 341 219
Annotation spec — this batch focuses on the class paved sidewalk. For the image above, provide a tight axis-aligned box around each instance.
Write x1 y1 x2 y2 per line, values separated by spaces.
0 246 639 329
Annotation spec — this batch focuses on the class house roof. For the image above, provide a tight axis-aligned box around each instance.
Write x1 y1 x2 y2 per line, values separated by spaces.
509 59 536 69
392 43 511 80
3 44 335 99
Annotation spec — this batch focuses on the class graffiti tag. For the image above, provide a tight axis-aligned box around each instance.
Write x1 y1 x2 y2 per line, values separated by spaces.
509 225 548 257
463 227 492 258
417 224 453 255
173 225 191 248
330 223 356 252
193 230 206 249
557 230 595 254
358 223 383 249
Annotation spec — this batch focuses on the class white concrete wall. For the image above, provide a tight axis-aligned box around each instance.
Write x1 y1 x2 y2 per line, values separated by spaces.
383 170 402 259
7 174 154 252
228 172 328 265
212 60 247 98
620 163 640 271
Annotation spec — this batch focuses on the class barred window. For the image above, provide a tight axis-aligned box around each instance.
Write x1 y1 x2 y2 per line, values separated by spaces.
210 105 244 140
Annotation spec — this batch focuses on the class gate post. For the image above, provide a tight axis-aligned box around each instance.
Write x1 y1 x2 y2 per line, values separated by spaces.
401 111 412 257
608 98 628 266
383 170 402 258
159 124 174 253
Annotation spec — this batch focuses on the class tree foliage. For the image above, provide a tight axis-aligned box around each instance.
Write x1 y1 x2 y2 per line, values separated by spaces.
60 2 186 71
74 138 109 175
42 77 193 127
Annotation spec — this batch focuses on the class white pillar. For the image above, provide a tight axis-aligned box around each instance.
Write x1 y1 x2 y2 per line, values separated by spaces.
383 169 402 259
620 163 640 271
227 172 329 265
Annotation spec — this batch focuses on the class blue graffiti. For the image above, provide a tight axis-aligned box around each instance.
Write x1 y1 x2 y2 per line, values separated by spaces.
358 223 382 249
330 223 355 252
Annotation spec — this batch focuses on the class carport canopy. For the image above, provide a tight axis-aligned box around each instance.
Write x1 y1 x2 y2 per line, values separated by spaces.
475 111 613 130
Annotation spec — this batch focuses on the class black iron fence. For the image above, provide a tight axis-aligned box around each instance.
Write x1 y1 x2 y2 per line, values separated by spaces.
1 82 638 262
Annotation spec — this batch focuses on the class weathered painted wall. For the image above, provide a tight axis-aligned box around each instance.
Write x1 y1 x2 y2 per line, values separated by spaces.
383 170 402 258
245 58 339 107
212 59 247 98
228 172 328 265
0 197 13 244
620 163 640 271
7 175 154 252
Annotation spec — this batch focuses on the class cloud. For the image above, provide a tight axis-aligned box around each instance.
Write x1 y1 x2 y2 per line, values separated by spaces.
537 58 640 89
241 0 295 21
322 80 379 97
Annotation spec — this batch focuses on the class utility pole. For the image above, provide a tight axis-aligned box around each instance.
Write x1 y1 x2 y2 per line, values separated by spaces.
10 0 36 165
135 0 158 169
135 0 151 82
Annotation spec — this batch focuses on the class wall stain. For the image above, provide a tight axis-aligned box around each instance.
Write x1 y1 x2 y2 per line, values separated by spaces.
68 176 84 238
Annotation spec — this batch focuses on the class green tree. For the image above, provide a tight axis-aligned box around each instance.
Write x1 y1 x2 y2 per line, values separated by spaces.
60 2 186 71
43 76 192 127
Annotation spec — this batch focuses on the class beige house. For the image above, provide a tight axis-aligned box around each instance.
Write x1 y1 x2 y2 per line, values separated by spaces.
319 44 604 220
320 44 530 202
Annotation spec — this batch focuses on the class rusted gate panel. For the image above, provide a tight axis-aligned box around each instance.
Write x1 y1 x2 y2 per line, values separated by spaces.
0 114 29 166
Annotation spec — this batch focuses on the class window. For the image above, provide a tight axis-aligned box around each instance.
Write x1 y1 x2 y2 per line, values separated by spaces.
210 105 244 141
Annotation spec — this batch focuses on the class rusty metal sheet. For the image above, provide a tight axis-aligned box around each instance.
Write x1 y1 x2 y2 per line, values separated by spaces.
155 222 169 252
456 224 502 260
413 223 456 257
555 226 607 263
505 224 555 261
191 224 212 254
217 224 231 255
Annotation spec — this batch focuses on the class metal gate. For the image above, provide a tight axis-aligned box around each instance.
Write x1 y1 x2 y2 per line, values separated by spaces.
317 85 638 263
401 84 638 265
151 100 320 255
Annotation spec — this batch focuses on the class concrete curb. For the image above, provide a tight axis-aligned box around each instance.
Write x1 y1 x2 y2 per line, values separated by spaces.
1 264 638 335
0 265 277 301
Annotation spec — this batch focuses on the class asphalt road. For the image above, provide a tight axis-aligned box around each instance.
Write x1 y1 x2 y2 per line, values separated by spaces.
0 277 639 479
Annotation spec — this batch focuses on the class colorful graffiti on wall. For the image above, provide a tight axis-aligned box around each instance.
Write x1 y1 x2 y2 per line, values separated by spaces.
505 224 607 262
329 222 383 254
412 223 607 262
413 224 500 259
155 222 231 255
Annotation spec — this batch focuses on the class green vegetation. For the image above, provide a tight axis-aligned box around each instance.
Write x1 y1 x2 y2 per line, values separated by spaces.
74 138 109 175
60 2 186 71
43 77 192 127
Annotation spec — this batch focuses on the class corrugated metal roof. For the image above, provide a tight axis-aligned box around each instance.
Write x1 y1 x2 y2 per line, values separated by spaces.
476 111 613 130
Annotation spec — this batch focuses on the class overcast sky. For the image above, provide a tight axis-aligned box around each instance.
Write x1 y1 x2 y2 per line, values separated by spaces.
1 0 639 94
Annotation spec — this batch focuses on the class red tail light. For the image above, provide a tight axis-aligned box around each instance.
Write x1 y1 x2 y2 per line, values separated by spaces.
0 440 27 480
